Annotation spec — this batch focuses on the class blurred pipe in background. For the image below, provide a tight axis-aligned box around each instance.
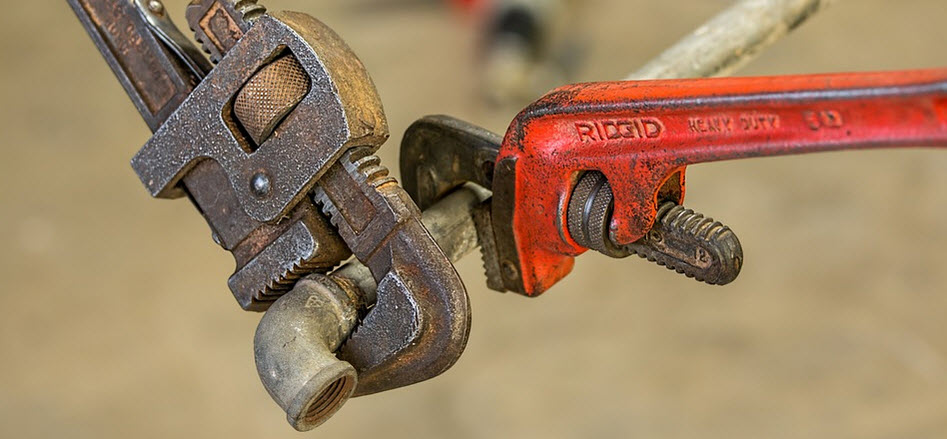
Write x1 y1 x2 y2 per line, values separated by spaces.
468 0 836 105
628 0 838 80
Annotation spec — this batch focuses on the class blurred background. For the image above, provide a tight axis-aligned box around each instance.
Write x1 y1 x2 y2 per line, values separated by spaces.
2 0 947 438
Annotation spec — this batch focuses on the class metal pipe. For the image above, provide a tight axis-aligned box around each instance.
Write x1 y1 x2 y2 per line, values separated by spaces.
254 275 359 431
627 0 836 80
332 184 490 303
254 186 489 429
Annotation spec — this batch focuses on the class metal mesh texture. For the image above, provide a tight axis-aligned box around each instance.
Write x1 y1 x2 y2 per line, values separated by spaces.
233 53 310 145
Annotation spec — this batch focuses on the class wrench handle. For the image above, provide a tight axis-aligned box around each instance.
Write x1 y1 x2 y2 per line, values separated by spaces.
68 0 200 132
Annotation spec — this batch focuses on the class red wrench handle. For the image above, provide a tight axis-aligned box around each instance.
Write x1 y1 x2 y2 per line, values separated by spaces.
495 68 947 296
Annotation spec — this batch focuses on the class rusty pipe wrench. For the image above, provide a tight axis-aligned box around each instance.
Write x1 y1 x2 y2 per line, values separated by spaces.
403 69 947 296
69 0 469 397
67 0 347 309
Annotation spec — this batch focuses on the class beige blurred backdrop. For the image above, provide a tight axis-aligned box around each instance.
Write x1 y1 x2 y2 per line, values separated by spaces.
1 1 947 438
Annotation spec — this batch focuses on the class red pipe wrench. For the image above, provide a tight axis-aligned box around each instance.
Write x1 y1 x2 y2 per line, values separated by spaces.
404 69 947 296
496 68 947 295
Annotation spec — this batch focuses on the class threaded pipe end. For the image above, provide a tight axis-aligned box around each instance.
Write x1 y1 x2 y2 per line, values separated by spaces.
287 361 357 431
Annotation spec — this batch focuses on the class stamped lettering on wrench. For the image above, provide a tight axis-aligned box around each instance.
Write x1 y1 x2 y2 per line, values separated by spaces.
803 109 844 130
739 113 780 131
689 113 780 133
575 118 664 142
688 115 735 133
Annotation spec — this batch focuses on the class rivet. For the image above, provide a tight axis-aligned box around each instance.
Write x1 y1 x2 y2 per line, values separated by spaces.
147 0 164 14
251 172 271 197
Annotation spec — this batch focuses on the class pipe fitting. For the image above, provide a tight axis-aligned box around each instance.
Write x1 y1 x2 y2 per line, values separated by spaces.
253 274 360 431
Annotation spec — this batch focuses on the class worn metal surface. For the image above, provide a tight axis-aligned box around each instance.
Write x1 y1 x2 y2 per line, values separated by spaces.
332 185 491 303
399 116 511 291
222 199 347 310
187 0 266 63
132 12 387 221
627 0 837 81
566 172 743 284
622 201 743 285
400 115 501 210
67 0 201 132
565 170 627 258
496 69 947 296
254 274 359 431
312 148 470 396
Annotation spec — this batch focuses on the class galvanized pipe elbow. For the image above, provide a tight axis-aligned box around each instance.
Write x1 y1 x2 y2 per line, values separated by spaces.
253 275 360 431
254 187 487 430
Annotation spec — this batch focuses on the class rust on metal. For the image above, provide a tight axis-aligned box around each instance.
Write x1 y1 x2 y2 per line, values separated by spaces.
67 0 200 130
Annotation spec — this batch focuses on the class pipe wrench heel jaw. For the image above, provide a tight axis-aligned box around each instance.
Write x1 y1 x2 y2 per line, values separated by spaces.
313 148 471 397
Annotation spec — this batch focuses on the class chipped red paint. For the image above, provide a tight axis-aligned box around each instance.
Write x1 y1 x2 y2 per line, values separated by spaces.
496 68 947 296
